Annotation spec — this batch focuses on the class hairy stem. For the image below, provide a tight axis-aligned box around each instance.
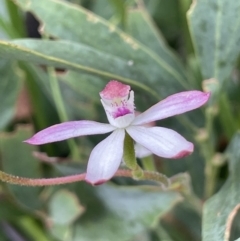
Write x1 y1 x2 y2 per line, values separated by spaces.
0 169 170 187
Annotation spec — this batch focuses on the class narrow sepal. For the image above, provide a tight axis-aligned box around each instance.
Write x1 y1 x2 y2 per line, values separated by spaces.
24 121 115 145
132 91 210 125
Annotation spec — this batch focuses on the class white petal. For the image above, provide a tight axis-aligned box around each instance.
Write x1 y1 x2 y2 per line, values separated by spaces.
85 129 125 184
127 126 193 159
135 143 152 158
132 91 210 125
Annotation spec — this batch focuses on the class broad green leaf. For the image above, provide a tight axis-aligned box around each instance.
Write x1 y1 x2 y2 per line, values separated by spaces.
202 131 240 241
0 59 22 130
48 189 85 240
49 189 84 226
0 39 156 98
90 0 117 20
11 0 189 97
188 0 240 86
126 6 187 81
72 184 182 241
0 125 42 209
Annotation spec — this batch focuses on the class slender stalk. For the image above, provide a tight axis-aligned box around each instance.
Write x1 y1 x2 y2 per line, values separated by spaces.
123 132 137 170
141 155 156 171
202 108 217 198
0 169 170 188
116 169 170 188
47 66 80 161
123 133 144 179
0 170 86 186
219 93 238 139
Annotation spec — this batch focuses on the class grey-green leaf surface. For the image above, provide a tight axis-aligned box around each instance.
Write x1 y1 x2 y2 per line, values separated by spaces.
49 189 84 226
202 131 240 241
0 39 160 99
126 6 187 81
188 0 240 85
0 59 22 130
0 125 42 209
73 184 182 241
11 0 189 97
27 64 101 121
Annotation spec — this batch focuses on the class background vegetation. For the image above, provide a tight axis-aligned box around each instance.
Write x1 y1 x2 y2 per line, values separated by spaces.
0 0 240 240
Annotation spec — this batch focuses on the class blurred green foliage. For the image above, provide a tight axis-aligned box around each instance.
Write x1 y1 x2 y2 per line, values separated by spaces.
0 0 240 240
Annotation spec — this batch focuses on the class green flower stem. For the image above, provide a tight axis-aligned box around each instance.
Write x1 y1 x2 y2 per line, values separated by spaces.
200 83 237 198
202 107 217 198
116 169 170 188
219 93 238 139
123 132 138 170
123 132 144 178
47 66 80 161
141 155 156 171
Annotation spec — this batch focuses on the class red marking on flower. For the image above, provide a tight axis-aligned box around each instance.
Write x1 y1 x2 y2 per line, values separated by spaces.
173 149 193 159
113 107 132 118
85 178 107 185
100 80 130 99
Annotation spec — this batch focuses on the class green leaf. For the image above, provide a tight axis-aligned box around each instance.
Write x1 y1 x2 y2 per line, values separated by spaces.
126 6 187 81
161 202 201 241
48 189 85 240
0 196 26 221
49 224 71 241
10 0 189 97
188 0 240 85
49 189 84 226
0 59 22 130
72 184 182 241
202 131 240 241
0 39 153 98
0 125 42 209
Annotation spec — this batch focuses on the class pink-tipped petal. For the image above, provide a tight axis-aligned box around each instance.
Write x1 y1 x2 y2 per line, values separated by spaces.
24 121 116 145
127 126 193 159
132 91 210 125
85 129 125 185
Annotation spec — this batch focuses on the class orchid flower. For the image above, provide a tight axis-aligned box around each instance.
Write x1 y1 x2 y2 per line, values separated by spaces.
25 81 210 184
